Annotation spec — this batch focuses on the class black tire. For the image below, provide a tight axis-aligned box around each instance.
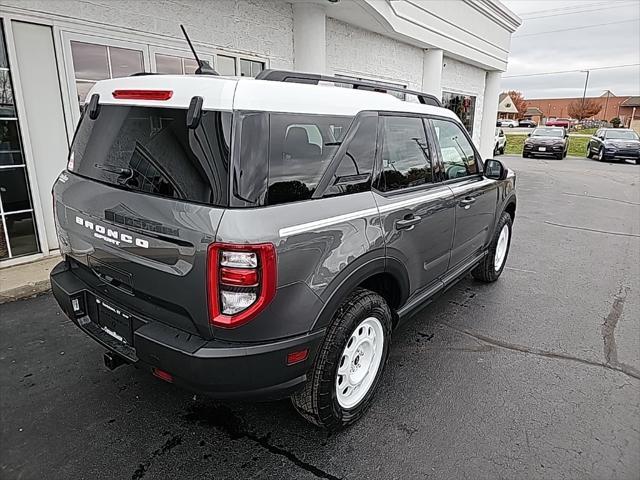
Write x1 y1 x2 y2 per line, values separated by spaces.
291 288 392 430
522 152 529 158
556 153 563 160
499 146 505 155
472 211 513 283
598 147 605 162
586 145 592 158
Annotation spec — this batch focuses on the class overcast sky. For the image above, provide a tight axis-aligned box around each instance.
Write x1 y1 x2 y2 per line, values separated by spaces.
501 0 640 99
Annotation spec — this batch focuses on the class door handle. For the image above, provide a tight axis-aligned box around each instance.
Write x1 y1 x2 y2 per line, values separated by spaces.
395 215 422 231
459 197 476 209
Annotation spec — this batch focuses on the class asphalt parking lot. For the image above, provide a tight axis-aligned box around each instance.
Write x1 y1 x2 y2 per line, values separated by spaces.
1 155 639 480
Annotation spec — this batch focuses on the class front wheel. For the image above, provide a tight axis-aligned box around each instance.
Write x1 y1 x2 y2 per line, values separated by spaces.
598 147 605 162
472 211 513 282
291 288 392 430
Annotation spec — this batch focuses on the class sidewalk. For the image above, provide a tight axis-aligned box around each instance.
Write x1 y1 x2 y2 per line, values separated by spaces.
0 255 60 304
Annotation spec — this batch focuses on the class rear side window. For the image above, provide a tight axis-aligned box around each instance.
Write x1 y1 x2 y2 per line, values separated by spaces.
69 106 231 206
267 114 352 205
378 116 432 192
324 115 377 197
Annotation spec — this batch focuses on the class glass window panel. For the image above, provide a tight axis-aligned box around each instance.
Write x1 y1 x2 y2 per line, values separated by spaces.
0 70 16 118
0 151 23 166
379 116 432 192
184 58 198 74
6 211 39 257
240 59 251 77
432 118 478 180
251 61 264 77
71 41 109 80
442 92 476 136
109 46 143 77
0 24 8 69
0 119 21 151
217 55 235 76
75 81 95 106
155 53 182 74
0 166 32 212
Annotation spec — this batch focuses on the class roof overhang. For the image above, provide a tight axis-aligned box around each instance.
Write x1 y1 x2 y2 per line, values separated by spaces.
318 0 521 71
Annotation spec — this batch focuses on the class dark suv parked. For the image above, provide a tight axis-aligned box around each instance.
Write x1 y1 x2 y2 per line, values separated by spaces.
51 70 517 429
587 128 640 163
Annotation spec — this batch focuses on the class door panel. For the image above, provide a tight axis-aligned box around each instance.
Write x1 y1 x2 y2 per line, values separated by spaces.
448 177 498 267
375 187 455 297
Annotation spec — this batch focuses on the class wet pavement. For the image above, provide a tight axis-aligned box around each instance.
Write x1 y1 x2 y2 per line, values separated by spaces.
1 156 639 479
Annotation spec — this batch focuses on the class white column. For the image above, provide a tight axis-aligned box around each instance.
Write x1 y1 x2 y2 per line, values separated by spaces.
422 48 443 98
480 70 502 160
292 3 326 74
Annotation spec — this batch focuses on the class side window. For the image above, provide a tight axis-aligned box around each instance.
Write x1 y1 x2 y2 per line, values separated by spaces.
267 114 352 205
432 119 478 180
324 116 377 197
378 116 432 192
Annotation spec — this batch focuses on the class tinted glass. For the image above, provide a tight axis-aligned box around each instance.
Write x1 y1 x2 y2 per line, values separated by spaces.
0 167 33 212
233 112 269 206
442 92 476 135
325 116 377 197
379 116 431 192
605 130 639 140
432 119 478 180
267 114 352 205
70 106 232 206
532 128 563 137
6 211 39 256
109 46 143 77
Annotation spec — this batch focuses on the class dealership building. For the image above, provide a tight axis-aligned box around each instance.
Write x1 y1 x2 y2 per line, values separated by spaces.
0 0 520 265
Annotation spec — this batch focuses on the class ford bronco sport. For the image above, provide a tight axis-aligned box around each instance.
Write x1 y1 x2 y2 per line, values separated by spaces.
51 69 516 429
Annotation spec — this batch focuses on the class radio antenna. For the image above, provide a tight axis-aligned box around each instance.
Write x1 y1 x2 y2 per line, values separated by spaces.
180 25 218 75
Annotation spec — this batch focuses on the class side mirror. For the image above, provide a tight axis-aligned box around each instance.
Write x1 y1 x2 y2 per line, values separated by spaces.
527 133 531 137
484 159 507 180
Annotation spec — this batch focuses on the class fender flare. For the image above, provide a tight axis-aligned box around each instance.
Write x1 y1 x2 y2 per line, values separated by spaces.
310 249 410 332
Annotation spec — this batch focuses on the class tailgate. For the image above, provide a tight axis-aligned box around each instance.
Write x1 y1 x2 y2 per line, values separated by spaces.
53 100 232 338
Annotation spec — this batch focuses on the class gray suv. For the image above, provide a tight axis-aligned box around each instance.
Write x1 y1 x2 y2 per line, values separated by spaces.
51 70 517 429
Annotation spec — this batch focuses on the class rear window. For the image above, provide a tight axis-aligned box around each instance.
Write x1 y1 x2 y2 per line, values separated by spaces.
69 106 231 206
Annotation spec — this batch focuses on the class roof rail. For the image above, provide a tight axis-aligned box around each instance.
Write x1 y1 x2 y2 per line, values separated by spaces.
255 69 443 107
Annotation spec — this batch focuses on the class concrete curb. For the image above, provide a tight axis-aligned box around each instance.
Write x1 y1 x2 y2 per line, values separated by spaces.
0 280 52 304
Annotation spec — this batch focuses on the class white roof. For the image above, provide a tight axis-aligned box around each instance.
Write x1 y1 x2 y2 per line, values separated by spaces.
87 74 458 120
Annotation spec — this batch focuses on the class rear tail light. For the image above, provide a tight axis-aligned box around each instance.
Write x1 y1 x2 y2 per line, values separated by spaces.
207 243 277 328
112 89 173 100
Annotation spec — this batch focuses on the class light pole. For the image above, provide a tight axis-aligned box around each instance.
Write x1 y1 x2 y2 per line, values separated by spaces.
580 70 590 120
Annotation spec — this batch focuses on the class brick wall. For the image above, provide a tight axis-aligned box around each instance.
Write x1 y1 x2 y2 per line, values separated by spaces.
526 96 633 123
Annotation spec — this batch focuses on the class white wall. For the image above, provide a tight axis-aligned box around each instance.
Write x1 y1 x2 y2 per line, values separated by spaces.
441 56 486 145
0 0 295 69
326 18 423 91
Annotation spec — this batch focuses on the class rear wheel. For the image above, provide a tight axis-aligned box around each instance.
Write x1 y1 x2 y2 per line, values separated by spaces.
291 288 392 430
472 211 512 283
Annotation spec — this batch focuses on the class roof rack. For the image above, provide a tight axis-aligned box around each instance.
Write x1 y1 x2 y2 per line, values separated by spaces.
255 69 443 107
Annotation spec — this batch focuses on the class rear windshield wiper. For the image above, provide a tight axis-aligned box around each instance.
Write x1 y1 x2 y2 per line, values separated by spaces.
94 164 133 176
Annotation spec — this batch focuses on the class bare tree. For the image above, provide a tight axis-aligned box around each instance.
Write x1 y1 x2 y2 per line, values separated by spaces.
567 99 602 120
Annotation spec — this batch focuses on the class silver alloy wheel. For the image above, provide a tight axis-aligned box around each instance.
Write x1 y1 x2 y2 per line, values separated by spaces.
598 148 604 161
494 224 510 271
335 316 384 409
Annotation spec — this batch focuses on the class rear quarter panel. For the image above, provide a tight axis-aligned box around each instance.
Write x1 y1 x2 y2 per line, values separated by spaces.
215 191 384 342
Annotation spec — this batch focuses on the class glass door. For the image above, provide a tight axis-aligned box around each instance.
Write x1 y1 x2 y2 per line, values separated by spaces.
0 22 39 260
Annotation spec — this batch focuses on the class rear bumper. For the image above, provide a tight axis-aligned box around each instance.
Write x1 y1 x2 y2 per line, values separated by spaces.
50 260 324 400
